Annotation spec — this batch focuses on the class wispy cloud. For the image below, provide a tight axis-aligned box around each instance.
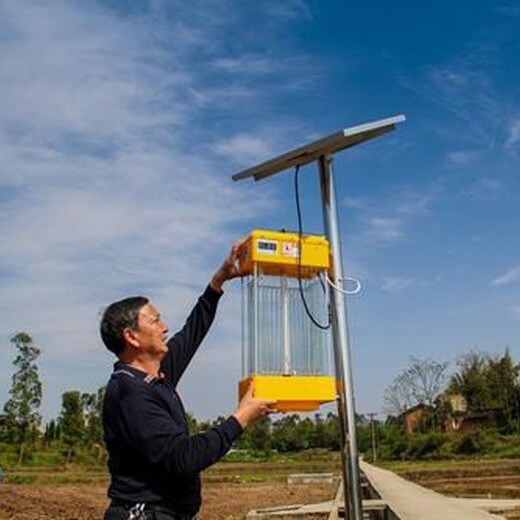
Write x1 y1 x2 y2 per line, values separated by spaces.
506 117 520 149
362 216 404 243
380 276 438 294
0 0 316 419
381 277 417 294
211 55 282 75
343 186 437 249
214 134 273 165
423 64 502 144
399 29 520 205
264 0 313 21
447 150 482 165
492 266 520 285
401 33 519 165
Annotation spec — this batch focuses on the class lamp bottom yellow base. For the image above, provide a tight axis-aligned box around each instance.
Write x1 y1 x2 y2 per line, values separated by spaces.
238 374 336 412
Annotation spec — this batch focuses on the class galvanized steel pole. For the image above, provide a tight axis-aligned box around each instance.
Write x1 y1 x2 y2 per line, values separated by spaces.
318 154 362 520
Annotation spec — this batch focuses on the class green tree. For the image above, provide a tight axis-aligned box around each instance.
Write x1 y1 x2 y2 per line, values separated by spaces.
321 412 341 451
43 419 58 446
81 387 105 447
448 351 490 410
486 350 519 429
449 350 520 430
3 332 43 460
59 390 85 463
238 416 272 453
185 412 199 435
271 415 313 452
295 417 314 450
312 413 327 449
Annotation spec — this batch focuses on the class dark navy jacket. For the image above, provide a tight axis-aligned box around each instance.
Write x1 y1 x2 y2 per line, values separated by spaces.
102 286 243 515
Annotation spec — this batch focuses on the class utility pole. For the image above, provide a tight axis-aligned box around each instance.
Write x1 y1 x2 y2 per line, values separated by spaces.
367 413 378 463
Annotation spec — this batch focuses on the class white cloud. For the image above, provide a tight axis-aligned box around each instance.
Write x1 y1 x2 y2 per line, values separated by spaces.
381 277 417 294
0 3 188 149
492 266 520 285
343 196 371 212
342 187 437 250
212 56 275 75
214 134 273 165
264 0 313 21
0 0 310 421
393 190 436 216
506 118 520 149
401 53 509 158
380 276 437 294
447 150 481 165
362 216 404 243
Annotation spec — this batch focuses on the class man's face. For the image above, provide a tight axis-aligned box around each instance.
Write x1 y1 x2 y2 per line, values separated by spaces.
133 303 169 358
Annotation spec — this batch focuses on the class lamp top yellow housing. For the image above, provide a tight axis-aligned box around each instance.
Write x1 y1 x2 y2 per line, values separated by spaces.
239 229 329 278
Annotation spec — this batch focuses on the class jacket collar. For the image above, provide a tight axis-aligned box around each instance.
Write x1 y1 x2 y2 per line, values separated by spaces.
112 361 163 384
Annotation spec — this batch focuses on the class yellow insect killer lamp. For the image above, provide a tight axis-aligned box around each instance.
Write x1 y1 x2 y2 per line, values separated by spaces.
238 229 336 412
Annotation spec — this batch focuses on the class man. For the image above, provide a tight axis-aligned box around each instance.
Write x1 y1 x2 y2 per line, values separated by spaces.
100 242 275 520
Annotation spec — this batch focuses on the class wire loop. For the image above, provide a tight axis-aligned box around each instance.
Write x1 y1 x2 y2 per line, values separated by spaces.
325 273 362 295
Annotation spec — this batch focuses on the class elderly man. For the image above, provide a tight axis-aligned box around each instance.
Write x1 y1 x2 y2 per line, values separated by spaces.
100 242 274 520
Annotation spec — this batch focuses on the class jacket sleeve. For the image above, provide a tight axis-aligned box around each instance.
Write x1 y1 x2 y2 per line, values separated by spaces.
118 384 242 476
161 285 223 386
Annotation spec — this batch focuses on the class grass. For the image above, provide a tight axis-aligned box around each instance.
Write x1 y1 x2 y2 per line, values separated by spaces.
0 448 341 486
205 450 341 484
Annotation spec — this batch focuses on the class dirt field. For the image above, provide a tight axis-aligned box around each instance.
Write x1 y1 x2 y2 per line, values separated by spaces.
5 458 520 519
396 459 520 499
0 481 336 520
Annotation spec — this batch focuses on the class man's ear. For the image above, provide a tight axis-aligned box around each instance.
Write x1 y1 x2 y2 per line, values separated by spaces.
123 328 140 349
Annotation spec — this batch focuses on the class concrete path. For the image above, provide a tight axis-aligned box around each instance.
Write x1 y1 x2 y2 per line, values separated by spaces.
360 461 506 519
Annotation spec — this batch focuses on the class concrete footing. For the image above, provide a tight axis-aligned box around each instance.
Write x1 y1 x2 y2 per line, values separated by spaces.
287 473 335 485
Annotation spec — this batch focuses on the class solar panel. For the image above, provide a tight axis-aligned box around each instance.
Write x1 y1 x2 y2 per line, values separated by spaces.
231 114 406 182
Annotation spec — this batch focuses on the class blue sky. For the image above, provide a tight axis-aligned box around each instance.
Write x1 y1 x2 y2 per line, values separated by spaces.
1 0 519 423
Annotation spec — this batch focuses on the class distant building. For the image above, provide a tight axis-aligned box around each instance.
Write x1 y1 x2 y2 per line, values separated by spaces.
443 410 498 433
398 395 498 435
447 394 468 414
400 404 432 435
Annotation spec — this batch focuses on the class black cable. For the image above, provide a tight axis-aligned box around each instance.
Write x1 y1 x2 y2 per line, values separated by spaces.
294 164 331 330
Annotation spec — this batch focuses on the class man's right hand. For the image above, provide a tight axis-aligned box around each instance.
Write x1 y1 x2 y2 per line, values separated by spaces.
233 383 278 428
210 239 247 292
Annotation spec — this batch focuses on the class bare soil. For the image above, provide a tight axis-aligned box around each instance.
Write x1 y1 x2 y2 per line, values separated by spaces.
398 459 520 499
395 459 520 519
5 458 520 519
0 481 336 520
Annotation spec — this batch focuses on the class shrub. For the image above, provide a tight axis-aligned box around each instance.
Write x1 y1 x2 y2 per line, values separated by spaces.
406 432 448 460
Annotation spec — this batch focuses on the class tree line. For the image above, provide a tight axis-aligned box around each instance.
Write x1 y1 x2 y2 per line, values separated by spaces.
0 332 346 464
3 331 520 464
0 332 107 463
383 351 520 432
378 350 520 460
